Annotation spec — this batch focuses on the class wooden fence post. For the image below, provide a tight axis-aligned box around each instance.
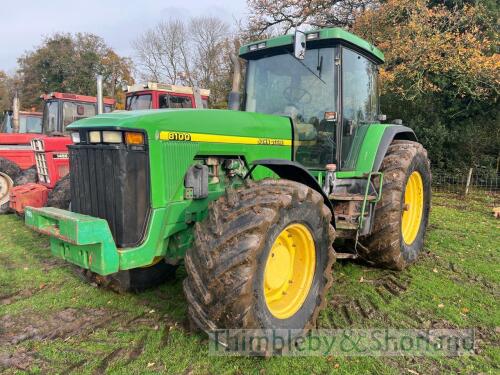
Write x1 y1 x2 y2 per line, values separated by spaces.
464 168 473 196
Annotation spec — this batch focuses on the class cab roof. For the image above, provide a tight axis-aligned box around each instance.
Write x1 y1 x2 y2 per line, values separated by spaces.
40 92 115 105
125 82 210 97
239 27 384 63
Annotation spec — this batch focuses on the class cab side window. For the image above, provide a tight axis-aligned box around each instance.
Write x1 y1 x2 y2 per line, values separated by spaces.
159 94 170 109
170 96 193 108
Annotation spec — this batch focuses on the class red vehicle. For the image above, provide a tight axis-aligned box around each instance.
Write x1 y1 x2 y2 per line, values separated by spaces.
8 84 209 215
124 82 210 110
1 93 115 213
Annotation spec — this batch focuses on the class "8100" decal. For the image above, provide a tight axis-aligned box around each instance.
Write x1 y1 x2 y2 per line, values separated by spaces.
166 132 192 141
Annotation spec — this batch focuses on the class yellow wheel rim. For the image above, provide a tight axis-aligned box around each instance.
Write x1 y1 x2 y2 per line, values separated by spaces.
263 223 316 319
401 171 424 245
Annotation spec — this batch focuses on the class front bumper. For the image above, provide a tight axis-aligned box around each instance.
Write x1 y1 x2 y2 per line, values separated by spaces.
24 204 187 275
25 207 119 275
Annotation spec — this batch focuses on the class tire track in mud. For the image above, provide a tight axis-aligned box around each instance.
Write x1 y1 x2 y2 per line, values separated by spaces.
322 268 418 328
1 304 185 373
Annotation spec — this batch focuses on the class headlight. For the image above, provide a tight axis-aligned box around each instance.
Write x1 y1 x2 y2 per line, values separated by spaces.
71 132 81 143
306 32 319 40
102 131 122 143
89 131 101 143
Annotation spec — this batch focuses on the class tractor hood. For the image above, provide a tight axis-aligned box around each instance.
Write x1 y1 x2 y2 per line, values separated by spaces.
0 133 46 145
67 109 293 142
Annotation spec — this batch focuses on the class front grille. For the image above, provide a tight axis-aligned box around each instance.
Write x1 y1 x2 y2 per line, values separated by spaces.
69 143 150 248
34 152 50 184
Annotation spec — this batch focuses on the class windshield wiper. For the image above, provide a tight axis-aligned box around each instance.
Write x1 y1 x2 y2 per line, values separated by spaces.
288 52 326 85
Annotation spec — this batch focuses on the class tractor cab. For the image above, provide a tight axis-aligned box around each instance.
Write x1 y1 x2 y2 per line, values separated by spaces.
41 92 114 135
124 82 210 110
1 110 43 134
240 29 383 172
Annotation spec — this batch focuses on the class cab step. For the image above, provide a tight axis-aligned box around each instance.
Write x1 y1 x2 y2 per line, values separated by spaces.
335 221 359 230
329 193 377 201
334 252 358 260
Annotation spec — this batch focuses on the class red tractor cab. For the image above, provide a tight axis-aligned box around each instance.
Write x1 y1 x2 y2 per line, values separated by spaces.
1 110 43 134
0 110 43 172
125 82 210 110
3 93 115 213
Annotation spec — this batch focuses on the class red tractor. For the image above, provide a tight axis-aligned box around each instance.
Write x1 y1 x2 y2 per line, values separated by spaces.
8 84 210 214
2 93 115 213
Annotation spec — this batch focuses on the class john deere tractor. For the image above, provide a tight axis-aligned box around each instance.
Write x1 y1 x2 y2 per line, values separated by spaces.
25 28 431 340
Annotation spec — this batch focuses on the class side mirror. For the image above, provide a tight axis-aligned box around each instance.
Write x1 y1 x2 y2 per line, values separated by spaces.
294 30 306 60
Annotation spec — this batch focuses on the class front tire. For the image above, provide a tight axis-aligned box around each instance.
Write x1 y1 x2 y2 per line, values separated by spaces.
183 179 335 344
360 140 431 270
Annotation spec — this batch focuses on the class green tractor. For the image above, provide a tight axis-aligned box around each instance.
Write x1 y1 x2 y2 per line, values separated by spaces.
25 28 431 340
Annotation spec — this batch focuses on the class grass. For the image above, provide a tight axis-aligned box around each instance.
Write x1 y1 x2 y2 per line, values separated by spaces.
0 192 498 374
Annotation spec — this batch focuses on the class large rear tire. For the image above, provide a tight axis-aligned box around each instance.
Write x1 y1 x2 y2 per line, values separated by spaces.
183 179 335 347
13 166 37 186
360 140 431 270
0 158 22 214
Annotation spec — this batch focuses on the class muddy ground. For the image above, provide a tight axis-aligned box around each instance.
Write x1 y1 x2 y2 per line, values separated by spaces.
0 192 498 374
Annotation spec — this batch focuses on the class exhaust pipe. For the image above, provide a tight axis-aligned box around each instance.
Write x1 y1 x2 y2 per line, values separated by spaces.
96 75 104 114
228 53 241 111
12 92 20 133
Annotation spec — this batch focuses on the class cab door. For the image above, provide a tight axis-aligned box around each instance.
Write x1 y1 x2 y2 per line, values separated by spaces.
338 47 379 170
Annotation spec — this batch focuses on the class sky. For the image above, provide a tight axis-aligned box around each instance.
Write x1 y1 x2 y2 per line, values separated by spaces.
0 0 247 73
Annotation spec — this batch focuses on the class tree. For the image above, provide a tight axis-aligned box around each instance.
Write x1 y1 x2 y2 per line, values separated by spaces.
0 72 22 114
352 0 499 172
245 0 378 37
17 33 133 108
0 71 10 113
132 16 234 106
132 19 191 85
189 17 233 104
100 50 134 109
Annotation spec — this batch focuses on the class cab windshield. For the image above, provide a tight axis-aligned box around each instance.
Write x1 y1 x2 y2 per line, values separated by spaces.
245 48 337 169
1 112 42 133
42 100 107 134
